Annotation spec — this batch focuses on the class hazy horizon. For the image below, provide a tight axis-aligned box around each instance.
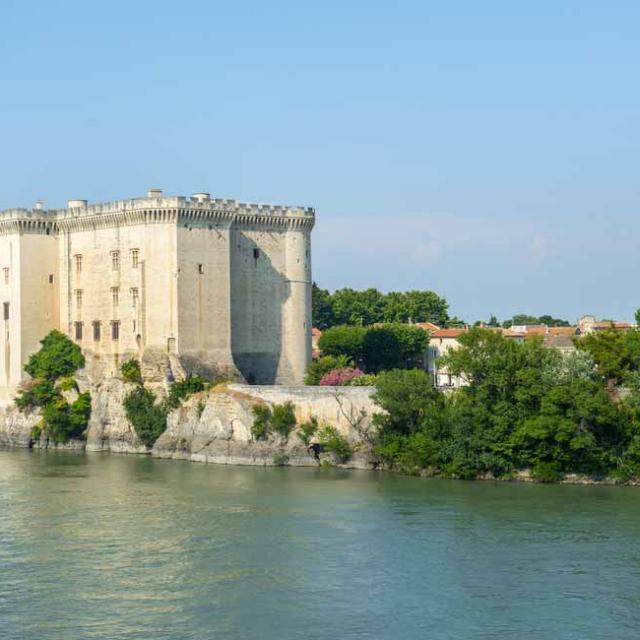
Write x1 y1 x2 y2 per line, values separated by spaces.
2 1 638 323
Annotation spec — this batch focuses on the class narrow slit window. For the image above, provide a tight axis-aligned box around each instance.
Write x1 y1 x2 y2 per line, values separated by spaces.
111 287 119 306
198 263 204 274
74 254 82 273
253 248 260 260
3 302 9 320
74 321 83 340
111 320 120 341
130 287 139 307
131 248 139 268
75 289 83 309
48 274 54 284
111 250 120 271
92 321 101 341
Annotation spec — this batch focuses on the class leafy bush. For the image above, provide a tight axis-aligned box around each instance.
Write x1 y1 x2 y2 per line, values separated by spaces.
123 386 167 448
251 402 297 440
120 359 143 385
166 375 209 409
251 404 272 440
317 325 366 362
41 392 92 444
58 376 78 392
531 462 563 483
24 330 84 380
305 355 353 385
318 426 353 462
319 367 364 386
15 379 58 410
344 373 378 386
298 416 319 445
272 453 290 466
271 402 297 438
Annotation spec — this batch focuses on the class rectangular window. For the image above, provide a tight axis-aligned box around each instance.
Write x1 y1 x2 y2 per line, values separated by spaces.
253 248 260 260
111 320 120 341
48 274 54 284
74 254 82 273
3 302 8 321
111 250 120 271
111 286 119 306
92 321 101 341
74 321 83 340
3 268 9 284
75 289 83 309
198 263 204 274
131 248 139 268
130 287 139 307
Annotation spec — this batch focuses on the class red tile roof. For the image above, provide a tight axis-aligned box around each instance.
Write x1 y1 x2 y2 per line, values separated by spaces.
432 328 468 338
415 322 441 332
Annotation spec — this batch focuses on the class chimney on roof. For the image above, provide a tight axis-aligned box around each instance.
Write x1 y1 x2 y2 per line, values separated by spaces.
34 200 44 210
147 188 163 198
67 199 87 209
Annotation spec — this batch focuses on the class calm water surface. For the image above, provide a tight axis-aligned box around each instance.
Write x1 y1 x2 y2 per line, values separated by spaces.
1 448 639 639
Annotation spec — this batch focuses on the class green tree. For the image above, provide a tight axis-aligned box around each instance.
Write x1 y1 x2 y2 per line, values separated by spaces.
123 386 167 448
317 325 366 362
24 330 84 380
382 290 449 325
331 288 386 326
312 282 335 330
362 327 402 372
575 329 640 385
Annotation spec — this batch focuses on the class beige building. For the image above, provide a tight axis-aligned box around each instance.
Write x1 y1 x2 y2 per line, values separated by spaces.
0 189 315 400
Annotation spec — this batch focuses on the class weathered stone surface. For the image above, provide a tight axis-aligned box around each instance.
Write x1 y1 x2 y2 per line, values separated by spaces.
153 384 378 468
0 380 380 469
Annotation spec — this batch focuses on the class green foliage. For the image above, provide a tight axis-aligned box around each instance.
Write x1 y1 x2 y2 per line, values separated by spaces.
318 426 353 462
363 323 428 372
270 402 297 438
120 359 143 384
317 325 366 362
58 376 78 392
305 355 353 385
15 379 58 410
502 314 570 328
166 375 209 409
24 330 84 381
251 404 272 440
312 286 450 329
312 283 335 330
30 424 42 442
344 373 378 386
123 386 167 448
41 392 92 444
297 416 319 445
576 329 640 384
272 453 290 466
373 328 638 481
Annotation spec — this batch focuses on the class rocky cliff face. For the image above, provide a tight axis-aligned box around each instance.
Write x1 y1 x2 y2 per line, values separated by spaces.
0 379 379 469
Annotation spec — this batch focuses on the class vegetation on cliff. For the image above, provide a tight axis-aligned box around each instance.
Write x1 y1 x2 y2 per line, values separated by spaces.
16 330 91 444
372 328 640 481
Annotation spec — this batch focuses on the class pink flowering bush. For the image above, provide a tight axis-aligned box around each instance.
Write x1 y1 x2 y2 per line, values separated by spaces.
319 367 364 386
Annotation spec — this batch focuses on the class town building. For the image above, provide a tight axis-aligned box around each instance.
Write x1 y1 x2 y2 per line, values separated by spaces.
0 189 315 400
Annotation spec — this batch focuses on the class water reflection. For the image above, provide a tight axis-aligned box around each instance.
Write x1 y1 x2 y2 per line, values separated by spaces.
1 448 640 639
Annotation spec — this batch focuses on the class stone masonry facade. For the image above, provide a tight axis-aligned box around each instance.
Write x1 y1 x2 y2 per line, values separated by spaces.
0 189 315 400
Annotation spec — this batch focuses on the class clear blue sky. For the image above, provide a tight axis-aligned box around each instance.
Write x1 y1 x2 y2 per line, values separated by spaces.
1 1 639 323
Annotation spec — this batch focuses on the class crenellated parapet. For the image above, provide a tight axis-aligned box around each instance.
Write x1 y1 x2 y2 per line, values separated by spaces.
0 190 315 234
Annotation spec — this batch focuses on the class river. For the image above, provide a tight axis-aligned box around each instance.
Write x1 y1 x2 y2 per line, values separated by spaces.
0 448 639 639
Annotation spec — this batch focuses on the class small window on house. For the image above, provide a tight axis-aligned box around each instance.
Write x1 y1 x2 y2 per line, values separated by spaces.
92 321 101 341
3 268 9 284
48 274 54 284
3 302 9 321
74 321 83 340
75 289 83 309
111 250 120 271
131 249 139 268
253 248 260 260
111 320 120 341
111 287 119 306
130 287 139 307
74 254 82 273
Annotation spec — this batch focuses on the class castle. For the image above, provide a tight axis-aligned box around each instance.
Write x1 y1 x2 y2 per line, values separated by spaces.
0 189 314 400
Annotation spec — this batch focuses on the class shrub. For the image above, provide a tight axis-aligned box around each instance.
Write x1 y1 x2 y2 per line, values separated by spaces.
15 379 59 410
251 402 297 440
531 462 564 483
120 359 143 385
317 325 366 362
272 453 290 466
271 402 297 438
344 373 378 386
319 367 364 386
298 416 319 445
166 375 209 409
24 330 84 381
318 426 353 462
251 404 272 440
58 376 78 392
305 355 353 385
41 392 92 444
123 386 167 448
